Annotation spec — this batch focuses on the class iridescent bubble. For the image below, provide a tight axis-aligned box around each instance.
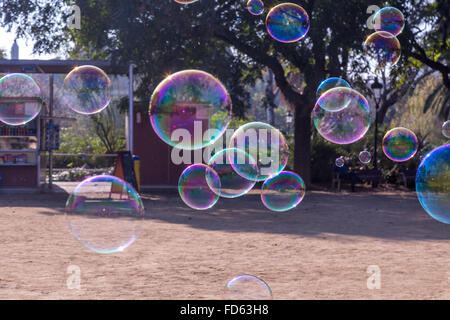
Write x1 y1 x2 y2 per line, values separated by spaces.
229 122 289 181
382 127 418 162
335 157 345 168
416 144 449 224
65 175 145 254
313 89 372 144
207 148 257 198
247 0 264 15
442 120 450 138
223 275 273 300
316 77 351 101
0 73 42 126
178 164 221 210
373 7 405 37
149 70 232 150
261 171 306 212
359 151 372 164
364 31 401 70
174 0 198 4
266 3 310 43
63 65 111 115
316 87 355 112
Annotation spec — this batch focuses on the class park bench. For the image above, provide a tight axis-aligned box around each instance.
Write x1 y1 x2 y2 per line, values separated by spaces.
332 168 385 192
399 167 417 188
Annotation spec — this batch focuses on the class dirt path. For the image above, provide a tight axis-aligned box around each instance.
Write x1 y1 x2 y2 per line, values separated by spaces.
0 190 448 299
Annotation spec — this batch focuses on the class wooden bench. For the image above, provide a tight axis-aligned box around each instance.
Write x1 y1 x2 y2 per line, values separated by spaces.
332 168 385 192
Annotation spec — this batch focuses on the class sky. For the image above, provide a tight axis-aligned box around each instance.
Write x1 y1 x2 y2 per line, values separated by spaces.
0 28 56 60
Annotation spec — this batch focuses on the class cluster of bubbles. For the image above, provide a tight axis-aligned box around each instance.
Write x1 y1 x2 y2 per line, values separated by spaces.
0 73 42 126
0 65 112 127
247 0 264 16
65 175 145 254
223 275 273 300
147 69 306 212
364 7 404 71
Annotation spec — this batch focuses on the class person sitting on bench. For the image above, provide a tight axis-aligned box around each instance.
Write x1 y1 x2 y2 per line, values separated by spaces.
336 157 360 192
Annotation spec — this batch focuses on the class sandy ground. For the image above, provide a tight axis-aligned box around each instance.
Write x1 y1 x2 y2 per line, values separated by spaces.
0 187 449 300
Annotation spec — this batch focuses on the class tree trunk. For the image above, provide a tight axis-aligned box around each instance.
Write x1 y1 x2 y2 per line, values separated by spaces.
293 104 312 186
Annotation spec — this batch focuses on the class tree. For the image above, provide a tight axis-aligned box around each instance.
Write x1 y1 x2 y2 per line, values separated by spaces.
1 0 447 185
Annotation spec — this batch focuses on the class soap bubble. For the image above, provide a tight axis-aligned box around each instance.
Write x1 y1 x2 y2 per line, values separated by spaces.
359 151 372 164
316 77 351 101
229 122 289 181
313 89 372 144
382 127 418 162
207 148 257 198
364 31 401 70
373 7 405 37
442 120 450 138
223 275 273 300
261 171 306 212
0 73 42 126
247 0 264 15
178 164 221 210
416 144 449 224
316 87 355 113
335 157 345 168
65 175 145 254
150 70 232 150
63 65 111 115
266 3 309 43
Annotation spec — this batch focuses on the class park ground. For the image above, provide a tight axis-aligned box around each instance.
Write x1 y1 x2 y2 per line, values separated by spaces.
0 186 449 299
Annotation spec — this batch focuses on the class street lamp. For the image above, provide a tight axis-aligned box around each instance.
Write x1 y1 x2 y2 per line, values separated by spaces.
371 78 383 178
285 110 293 134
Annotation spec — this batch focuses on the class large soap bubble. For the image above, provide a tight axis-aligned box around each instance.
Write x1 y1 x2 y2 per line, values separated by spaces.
313 89 372 144
316 87 355 112
63 65 111 115
261 171 306 212
373 7 405 37
382 127 418 162
0 73 42 126
229 122 289 181
266 3 309 43
223 275 273 300
149 70 232 150
207 148 257 198
178 164 221 210
364 31 401 70
416 144 449 224
65 175 145 254
316 77 351 101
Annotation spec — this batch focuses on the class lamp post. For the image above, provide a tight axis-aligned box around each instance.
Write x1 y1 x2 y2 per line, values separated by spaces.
285 110 293 134
371 78 383 177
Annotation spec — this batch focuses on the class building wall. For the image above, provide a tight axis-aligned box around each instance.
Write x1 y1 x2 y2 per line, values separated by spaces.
133 109 187 186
